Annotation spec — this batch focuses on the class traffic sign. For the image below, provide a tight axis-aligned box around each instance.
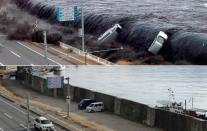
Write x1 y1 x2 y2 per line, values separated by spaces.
56 5 78 21
47 76 64 89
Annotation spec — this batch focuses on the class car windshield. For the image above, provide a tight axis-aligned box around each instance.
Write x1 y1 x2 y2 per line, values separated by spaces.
89 104 94 107
80 100 86 104
157 36 165 43
41 120 50 124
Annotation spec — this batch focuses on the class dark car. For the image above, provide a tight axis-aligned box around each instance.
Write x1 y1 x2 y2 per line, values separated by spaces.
78 99 96 109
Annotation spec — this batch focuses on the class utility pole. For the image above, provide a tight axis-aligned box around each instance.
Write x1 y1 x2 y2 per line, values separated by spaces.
65 77 70 118
184 99 186 111
85 50 87 65
81 4 85 52
27 95 30 131
43 31 49 65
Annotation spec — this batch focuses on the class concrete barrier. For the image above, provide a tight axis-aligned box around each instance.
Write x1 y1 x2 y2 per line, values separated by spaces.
155 109 207 131
95 92 114 112
114 97 121 115
119 99 148 123
32 75 43 92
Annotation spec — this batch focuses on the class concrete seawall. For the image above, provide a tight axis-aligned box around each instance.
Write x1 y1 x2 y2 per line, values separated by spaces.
19 73 207 131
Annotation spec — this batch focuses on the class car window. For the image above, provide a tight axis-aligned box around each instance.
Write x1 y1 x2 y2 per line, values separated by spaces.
41 120 50 124
157 36 165 43
80 100 85 104
89 104 93 107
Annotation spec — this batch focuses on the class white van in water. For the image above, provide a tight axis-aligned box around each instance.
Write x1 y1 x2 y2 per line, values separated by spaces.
148 31 168 55
86 102 104 113
98 24 122 44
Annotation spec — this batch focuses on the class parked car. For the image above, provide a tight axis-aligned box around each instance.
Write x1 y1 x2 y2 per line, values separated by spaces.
78 99 96 109
148 31 168 55
86 102 104 113
98 24 122 44
34 116 55 131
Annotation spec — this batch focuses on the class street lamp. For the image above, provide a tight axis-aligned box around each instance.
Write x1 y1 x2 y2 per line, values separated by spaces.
84 46 124 65
65 77 70 118
80 2 85 52
43 31 49 65
27 95 30 131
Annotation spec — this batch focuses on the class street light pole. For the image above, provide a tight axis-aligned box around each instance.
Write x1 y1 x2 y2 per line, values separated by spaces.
43 31 49 65
81 4 85 52
85 50 87 65
27 95 30 131
65 77 70 118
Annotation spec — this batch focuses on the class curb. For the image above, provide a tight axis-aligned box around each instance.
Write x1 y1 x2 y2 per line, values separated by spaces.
0 94 15 103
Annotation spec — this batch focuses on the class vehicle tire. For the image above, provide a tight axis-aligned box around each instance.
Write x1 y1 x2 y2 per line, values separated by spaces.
40 128 42 131
34 124 37 129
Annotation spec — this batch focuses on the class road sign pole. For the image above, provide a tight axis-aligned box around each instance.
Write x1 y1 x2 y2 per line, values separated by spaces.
66 77 70 118
27 95 30 131
43 31 49 65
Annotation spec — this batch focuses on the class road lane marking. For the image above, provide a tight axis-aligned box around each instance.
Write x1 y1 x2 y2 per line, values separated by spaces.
19 124 27 129
4 113 13 119
9 50 21 58
0 43 4 47
16 41 62 66
0 97 36 119
0 97 27 115
50 47 85 64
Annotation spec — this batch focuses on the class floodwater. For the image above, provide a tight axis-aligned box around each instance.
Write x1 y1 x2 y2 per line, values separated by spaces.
61 66 207 110
79 0 207 32
16 0 207 64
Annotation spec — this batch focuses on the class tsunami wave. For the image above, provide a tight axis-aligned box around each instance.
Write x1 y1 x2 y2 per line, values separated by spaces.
14 0 207 64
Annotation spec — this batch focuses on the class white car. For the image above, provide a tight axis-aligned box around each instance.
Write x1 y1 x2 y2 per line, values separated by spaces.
98 24 122 44
86 102 104 113
34 116 55 131
148 31 168 55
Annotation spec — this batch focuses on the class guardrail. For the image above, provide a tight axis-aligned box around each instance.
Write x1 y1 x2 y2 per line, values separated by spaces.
59 42 114 65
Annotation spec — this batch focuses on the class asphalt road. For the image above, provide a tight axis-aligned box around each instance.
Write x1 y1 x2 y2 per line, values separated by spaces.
0 96 67 131
0 35 86 65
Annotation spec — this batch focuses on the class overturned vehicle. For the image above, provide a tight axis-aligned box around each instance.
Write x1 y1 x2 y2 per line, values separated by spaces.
98 24 122 44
